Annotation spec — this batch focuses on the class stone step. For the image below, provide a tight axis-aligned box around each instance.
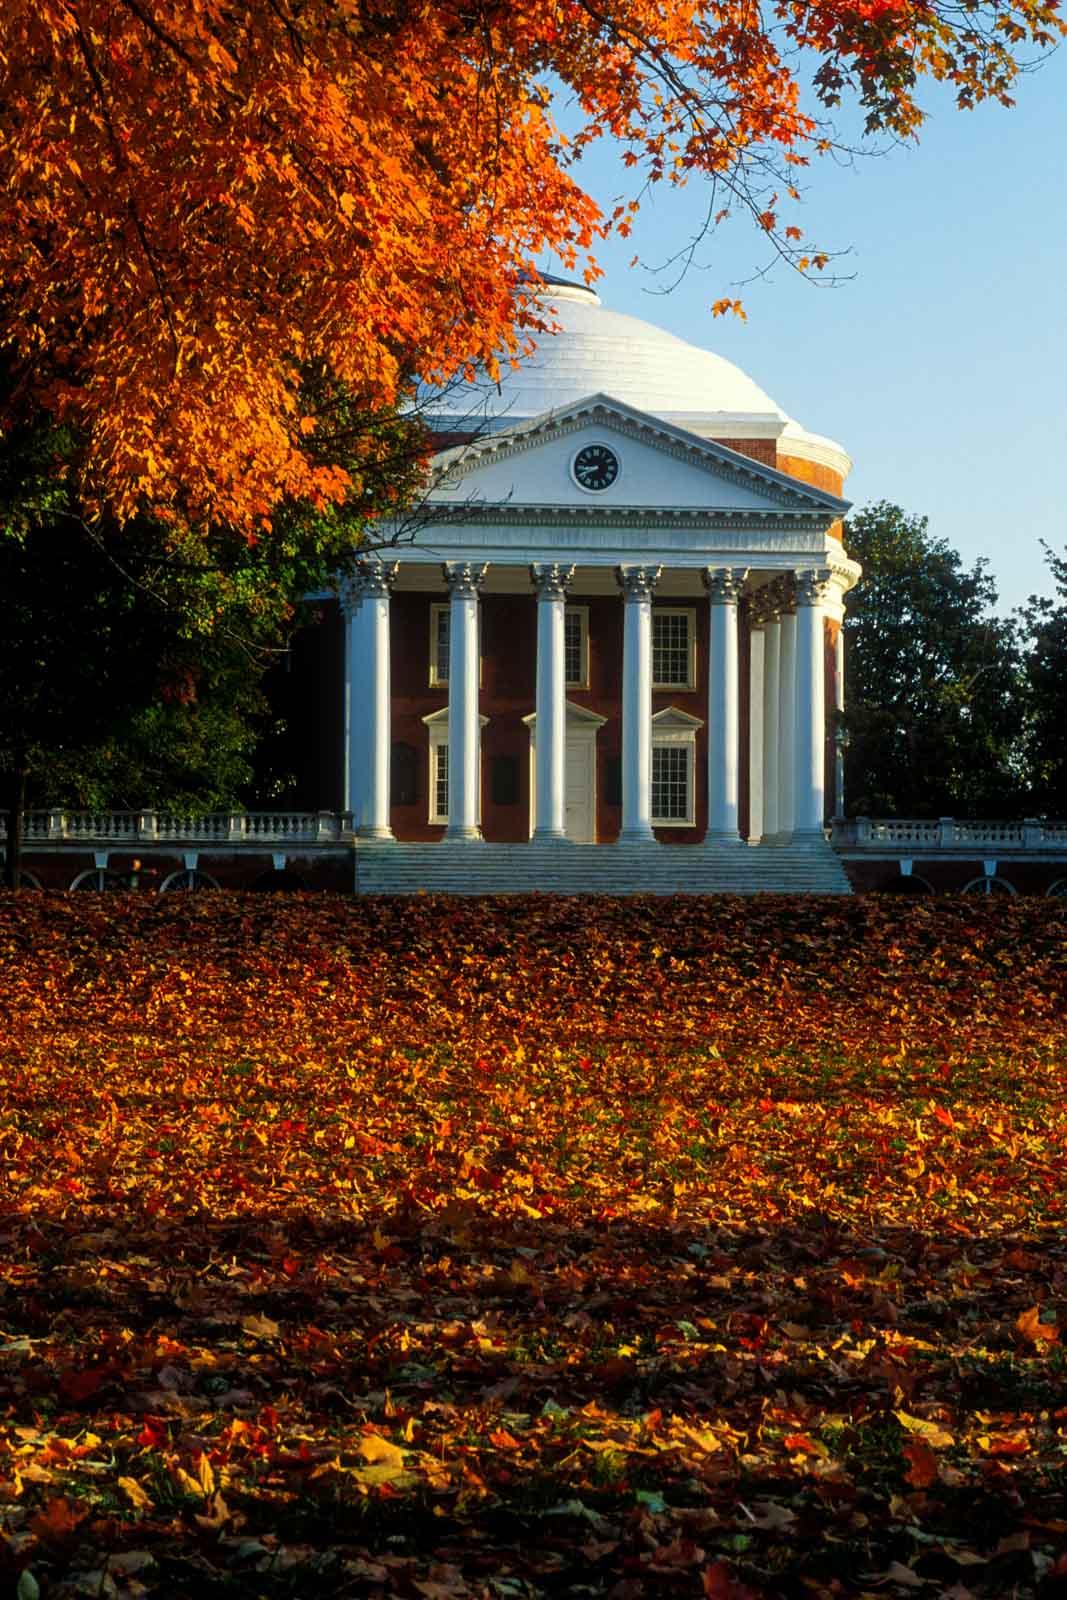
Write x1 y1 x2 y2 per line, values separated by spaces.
353 841 852 896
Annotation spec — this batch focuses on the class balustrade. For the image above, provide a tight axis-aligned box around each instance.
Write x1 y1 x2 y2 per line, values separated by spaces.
831 817 1065 851
2 811 349 844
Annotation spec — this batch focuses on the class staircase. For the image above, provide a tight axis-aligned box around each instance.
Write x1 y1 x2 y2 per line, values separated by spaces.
354 839 852 896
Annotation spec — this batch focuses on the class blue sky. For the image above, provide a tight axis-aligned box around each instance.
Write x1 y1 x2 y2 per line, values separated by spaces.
551 53 1067 615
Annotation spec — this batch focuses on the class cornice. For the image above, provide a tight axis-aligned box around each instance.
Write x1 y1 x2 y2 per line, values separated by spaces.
422 503 837 533
827 554 862 595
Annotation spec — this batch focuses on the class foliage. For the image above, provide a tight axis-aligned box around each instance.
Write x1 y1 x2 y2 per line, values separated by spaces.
0 521 262 811
0 893 1064 1597
842 502 1026 817
0 0 1062 535
0 397 426 864
1017 543 1067 815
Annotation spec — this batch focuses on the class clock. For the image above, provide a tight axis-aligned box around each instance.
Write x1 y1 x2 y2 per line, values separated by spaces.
572 442 620 492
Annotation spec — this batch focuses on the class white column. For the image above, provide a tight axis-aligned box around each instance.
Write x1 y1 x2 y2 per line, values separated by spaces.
747 618 765 845
778 595 797 843
616 565 660 843
531 563 574 842
357 561 398 841
340 576 364 826
761 599 781 844
444 562 488 841
794 567 833 844
833 621 846 818
703 567 747 843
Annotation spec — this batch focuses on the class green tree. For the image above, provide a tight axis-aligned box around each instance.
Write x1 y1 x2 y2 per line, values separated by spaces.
1018 543 1067 815
0 395 426 888
841 502 1025 818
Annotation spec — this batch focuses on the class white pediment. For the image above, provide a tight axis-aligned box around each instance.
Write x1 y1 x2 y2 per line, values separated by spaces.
428 395 848 519
651 706 704 731
522 701 609 733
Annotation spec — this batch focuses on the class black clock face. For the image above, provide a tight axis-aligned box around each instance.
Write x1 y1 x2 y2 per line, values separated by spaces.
572 443 620 492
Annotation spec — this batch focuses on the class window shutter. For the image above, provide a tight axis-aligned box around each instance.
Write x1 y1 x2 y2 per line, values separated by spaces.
390 742 418 806
491 754 519 806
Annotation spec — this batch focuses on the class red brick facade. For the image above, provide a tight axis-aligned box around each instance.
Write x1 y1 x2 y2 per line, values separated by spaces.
389 592 717 844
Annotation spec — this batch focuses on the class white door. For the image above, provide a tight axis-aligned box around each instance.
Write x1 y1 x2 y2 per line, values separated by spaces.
525 703 604 842
564 734 596 842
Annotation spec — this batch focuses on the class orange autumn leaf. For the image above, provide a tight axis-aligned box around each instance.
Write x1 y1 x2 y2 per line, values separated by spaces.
977 1433 1031 1457
1015 1305 1059 1345
30 1497 87 1544
488 1429 523 1451
783 1433 827 1457
902 1438 939 1487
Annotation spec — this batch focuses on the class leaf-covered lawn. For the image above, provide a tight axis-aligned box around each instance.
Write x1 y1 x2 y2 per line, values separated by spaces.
0 894 1064 1599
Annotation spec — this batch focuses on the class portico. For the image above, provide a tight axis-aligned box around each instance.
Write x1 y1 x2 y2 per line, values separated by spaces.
342 552 855 861
335 281 860 892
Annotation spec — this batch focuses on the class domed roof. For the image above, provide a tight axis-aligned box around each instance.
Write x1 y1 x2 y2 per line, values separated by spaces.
424 280 789 433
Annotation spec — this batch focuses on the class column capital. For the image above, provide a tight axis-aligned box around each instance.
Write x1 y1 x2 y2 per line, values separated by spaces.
357 559 399 600
616 564 661 602
703 566 748 604
794 566 834 607
530 562 575 600
443 561 488 598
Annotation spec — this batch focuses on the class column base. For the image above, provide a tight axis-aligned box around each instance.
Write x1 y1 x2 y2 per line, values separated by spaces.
617 828 657 845
444 826 484 843
531 829 571 845
705 831 747 846
357 825 395 842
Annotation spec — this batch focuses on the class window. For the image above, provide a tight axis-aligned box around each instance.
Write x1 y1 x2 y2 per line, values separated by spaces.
423 708 488 825
429 602 485 687
429 603 450 686
564 605 589 688
650 707 702 829
652 745 689 823
430 742 449 824
652 609 696 690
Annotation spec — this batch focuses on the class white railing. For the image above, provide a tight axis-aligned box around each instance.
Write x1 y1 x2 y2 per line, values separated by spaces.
2 810 353 845
832 816 1064 851
2 810 1064 854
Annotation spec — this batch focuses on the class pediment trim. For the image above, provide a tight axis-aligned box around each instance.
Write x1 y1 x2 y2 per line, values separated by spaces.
422 707 490 728
651 706 704 731
431 393 849 518
522 700 609 731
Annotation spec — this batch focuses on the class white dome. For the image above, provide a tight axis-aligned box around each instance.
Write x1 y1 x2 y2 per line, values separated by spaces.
424 281 789 432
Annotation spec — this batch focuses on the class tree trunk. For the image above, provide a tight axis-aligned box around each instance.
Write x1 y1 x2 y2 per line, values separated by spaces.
3 767 27 891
